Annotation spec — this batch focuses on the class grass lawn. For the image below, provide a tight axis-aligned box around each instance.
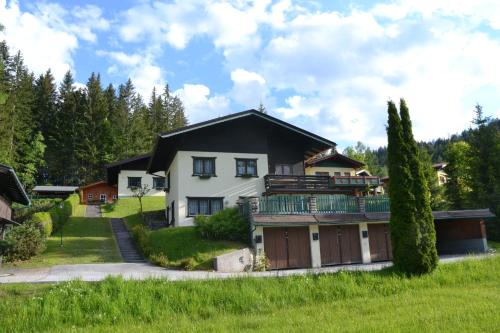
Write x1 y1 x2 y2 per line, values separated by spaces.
0 255 498 332
102 197 243 270
3 216 122 269
101 196 165 227
148 227 245 269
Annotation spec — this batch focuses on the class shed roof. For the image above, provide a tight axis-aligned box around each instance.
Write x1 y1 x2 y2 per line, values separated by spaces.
0 164 30 206
32 185 79 193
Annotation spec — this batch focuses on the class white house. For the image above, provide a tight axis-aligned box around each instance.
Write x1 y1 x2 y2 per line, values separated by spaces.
106 154 166 198
147 110 335 227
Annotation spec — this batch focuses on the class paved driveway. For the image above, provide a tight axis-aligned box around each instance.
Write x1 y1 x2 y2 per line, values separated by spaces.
0 254 492 284
85 204 101 218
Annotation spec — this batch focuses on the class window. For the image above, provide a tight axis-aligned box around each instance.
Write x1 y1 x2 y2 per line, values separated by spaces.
100 194 106 202
275 164 293 175
112 194 117 200
315 171 330 176
334 172 341 176
187 197 223 216
193 157 216 176
344 172 351 176
88 193 93 199
153 177 165 190
236 159 258 177
128 177 142 188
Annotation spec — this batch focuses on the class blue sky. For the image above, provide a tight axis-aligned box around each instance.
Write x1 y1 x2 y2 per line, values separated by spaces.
2 0 500 150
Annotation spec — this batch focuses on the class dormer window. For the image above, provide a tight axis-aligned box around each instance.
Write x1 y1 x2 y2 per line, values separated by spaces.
193 157 216 177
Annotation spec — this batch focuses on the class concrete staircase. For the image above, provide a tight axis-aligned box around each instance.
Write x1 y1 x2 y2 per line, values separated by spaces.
110 218 145 263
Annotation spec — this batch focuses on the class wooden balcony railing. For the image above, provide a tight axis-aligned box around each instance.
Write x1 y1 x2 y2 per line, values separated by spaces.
332 175 381 186
264 175 331 193
264 175 381 193
241 195 390 215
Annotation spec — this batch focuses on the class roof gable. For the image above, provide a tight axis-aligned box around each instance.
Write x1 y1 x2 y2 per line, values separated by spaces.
305 152 365 169
148 110 336 173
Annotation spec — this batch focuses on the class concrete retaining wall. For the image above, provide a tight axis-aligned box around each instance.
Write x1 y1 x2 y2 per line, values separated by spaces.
214 248 253 272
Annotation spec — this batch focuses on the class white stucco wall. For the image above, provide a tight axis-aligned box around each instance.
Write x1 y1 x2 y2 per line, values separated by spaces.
117 170 166 197
166 151 268 227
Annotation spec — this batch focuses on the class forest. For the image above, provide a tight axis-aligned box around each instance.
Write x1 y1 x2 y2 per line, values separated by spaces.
0 41 188 189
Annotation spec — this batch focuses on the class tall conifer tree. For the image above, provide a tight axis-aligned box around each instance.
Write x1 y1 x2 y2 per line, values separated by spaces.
399 99 438 274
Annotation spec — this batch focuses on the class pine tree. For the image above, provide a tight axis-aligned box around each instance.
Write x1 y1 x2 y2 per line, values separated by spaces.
399 99 438 274
444 141 472 209
386 100 419 274
257 101 267 113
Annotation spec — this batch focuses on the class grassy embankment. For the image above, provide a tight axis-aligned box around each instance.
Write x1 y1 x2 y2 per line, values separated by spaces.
101 197 245 269
0 255 498 332
4 196 121 269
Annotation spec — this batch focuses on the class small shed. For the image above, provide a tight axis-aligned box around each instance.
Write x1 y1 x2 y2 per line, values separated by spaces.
79 181 117 205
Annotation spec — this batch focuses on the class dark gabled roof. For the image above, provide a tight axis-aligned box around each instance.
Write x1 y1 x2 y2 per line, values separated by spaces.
148 109 336 173
105 153 151 168
0 164 30 206
305 151 365 168
106 154 151 185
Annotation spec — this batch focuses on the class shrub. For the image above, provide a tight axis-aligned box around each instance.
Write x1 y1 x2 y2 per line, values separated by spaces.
194 207 249 243
131 224 152 257
180 258 196 271
30 212 53 238
12 198 62 223
150 252 169 267
0 239 14 257
254 253 270 272
4 223 46 262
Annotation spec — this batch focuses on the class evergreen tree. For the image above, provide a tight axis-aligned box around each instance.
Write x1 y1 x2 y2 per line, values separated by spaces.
444 141 472 209
257 101 267 113
419 147 447 210
387 100 419 274
399 99 438 274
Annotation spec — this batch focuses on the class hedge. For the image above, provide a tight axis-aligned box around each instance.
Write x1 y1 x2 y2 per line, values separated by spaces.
29 194 80 237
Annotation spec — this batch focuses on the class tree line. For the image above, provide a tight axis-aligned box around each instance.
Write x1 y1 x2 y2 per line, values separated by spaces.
0 40 188 189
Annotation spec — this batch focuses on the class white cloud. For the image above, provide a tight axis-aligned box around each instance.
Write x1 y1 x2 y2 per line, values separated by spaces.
230 69 267 107
0 0 108 81
174 84 231 123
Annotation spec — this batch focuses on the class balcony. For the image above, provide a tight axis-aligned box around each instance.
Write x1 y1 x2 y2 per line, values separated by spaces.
243 194 390 215
264 175 381 194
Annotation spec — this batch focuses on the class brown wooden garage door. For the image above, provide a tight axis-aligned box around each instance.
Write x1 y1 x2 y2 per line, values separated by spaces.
264 227 311 270
319 225 362 266
368 223 393 262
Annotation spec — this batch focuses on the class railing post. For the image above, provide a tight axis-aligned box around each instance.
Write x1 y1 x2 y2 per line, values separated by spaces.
250 197 260 214
308 196 317 214
357 196 366 213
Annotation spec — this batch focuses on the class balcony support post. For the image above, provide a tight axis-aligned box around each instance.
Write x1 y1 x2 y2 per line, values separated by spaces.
308 196 317 214
249 197 260 214
357 196 366 213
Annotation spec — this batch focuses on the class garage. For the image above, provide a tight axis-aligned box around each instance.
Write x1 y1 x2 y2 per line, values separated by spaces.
368 223 393 262
263 227 311 270
319 225 362 266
